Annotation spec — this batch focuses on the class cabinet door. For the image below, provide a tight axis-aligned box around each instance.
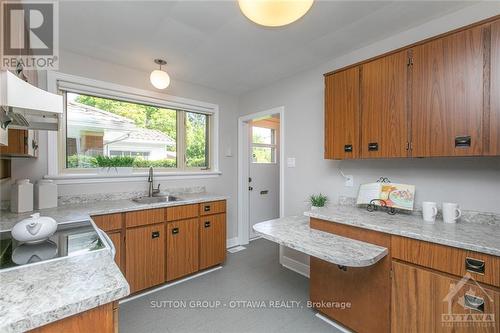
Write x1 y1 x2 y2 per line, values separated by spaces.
324 67 360 159
108 232 123 274
392 261 500 333
488 20 500 155
0 129 27 156
392 261 435 332
166 218 199 281
411 26 484 157
361 51 408 158
125 224 165 293
199 213 226 270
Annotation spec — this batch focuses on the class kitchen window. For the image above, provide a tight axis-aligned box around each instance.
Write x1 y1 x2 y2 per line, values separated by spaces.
61 91 211 172
251 126 276 163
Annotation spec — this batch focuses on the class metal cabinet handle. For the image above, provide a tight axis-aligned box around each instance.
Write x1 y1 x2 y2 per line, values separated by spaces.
172 227 179 235
455 136 471 148
152 231 160 239
464 294 485 312
344 144 353 153
368 142 379 151
204 205 211 212
204 221 211 228
465 257 485 274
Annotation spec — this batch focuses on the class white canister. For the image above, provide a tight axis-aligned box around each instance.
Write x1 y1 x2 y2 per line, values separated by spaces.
34 179 58 209
10 179 34 213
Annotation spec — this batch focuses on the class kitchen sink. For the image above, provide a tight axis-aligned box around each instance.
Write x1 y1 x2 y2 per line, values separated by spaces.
132 195 180 204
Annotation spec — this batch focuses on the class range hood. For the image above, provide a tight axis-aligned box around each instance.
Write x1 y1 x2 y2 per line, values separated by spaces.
0 70 63 131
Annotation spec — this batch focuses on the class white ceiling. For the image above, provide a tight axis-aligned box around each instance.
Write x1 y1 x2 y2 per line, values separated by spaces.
60 1 474 95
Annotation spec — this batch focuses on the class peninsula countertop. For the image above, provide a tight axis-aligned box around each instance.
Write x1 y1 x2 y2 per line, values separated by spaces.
304 205 500 257
253 216 388 267
0 192 228 231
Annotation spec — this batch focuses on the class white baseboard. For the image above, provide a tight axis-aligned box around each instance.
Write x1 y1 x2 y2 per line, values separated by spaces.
226 237 239 248
280 254 310 278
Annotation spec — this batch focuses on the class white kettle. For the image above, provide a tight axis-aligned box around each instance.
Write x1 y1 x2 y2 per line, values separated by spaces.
12 213 58 244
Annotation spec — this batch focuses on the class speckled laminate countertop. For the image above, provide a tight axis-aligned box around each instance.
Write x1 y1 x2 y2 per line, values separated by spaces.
0 249 129 333
253 216 388 267
305 205 500 257
0 192 228 231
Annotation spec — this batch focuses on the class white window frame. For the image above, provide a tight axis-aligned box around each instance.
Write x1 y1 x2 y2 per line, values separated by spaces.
46 72 220 183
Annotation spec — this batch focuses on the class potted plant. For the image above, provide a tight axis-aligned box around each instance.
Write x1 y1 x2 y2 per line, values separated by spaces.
96 156 135 175
310 193 328 210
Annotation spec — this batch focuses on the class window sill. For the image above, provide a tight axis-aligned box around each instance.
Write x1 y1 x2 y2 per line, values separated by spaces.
45 170 222 184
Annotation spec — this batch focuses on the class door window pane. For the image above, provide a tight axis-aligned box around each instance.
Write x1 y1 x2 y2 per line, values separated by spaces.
252 147 275 163
252 127 274 144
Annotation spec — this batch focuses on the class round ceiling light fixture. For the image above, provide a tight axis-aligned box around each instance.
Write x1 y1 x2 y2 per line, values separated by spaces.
150 59 170 89
238 0 314 27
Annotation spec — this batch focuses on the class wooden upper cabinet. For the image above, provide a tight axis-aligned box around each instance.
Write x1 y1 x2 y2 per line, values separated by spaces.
360 50 408 158
411 25 485 157
488 20 500 155
324 67 360 159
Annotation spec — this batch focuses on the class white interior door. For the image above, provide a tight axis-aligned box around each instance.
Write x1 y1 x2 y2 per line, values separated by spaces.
248 120 280 239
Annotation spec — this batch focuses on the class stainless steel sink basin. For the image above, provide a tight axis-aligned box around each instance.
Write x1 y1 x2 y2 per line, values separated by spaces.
132 195 180 204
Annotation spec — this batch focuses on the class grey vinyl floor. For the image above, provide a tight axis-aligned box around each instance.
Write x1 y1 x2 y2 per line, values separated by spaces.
120 238 340 333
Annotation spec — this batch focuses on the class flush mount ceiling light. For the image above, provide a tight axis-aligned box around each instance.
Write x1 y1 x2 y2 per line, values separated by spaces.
150 59 170 89
238 0 314 27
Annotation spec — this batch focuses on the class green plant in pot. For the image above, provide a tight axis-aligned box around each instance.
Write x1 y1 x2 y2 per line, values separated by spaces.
310 193 328 210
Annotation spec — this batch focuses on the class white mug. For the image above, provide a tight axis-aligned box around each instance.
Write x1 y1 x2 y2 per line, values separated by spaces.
422 202 438 222
442 203 462 223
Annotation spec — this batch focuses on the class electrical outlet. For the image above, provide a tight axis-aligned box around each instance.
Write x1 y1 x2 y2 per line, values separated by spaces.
345 175 354 187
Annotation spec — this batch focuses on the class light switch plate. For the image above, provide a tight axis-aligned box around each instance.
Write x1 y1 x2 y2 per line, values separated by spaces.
345 175 354 187
287 157 296 168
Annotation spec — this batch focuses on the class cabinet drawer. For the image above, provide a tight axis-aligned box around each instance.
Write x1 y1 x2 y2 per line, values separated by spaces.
125 208 165 228
392 236 500 287
199 200 226 216
92 213 122 232
166 204 198 221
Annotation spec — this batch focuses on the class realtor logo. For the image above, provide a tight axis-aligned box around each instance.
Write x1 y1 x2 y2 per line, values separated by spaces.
1 1 59 70
441 273 495 329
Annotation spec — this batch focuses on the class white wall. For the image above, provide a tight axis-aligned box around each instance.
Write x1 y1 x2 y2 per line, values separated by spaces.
238 3 500 266
8 50 240 241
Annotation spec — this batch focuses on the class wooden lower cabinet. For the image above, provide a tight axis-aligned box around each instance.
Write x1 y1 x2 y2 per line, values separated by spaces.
310 218 391 333
310 256 391 333
108 231 123 273
166 218 199 281
125 223 165 293
199 213 227 270
392 261 500 333
29 303 115 333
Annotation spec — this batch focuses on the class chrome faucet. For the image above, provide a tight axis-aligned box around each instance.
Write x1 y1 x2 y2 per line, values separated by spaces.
148 167 160 197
